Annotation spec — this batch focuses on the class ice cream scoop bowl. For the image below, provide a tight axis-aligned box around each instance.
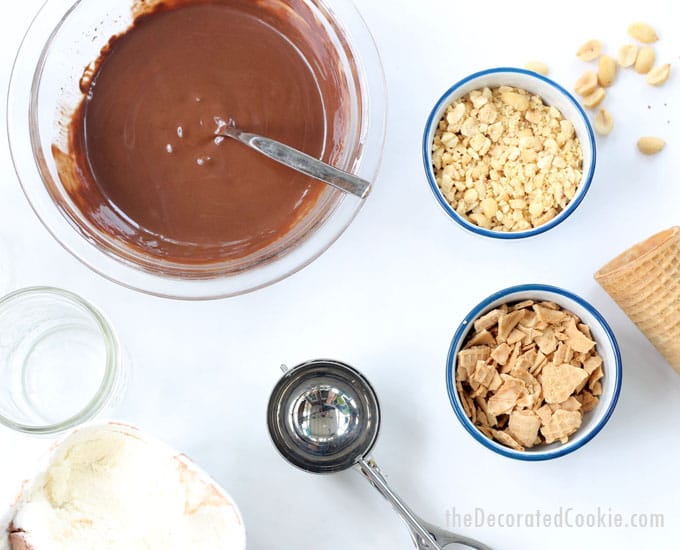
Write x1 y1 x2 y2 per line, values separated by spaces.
267 359 491 550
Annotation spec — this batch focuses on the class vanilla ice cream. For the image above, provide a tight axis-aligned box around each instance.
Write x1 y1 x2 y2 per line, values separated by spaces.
6 424 245 549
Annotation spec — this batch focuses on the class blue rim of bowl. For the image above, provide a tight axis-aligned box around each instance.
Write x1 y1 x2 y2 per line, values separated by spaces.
445 283 622 461
422 67 597 239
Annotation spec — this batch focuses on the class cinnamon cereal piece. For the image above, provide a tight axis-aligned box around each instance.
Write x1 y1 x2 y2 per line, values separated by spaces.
590 380 603 396
553 342 574 366
534 304 567 325
536 404 553 425
541 409 582 444
564 318 596 353
488 370 503 393
577 391 600 413
457 346 491 371
475 396 498 428
498 310 527 342
508 410 542 448
470 360 497 391
535 328 559 355
491 429 525 451
583 355 603 375
551 396 582 412
507 329 526 346
458 381 473 417
487 378 525 416
578 323 593 339
530 351 548 375
491 343 513 365
478 425 494 439
467 329 496 347
541 363 589 404
503 342 523 373
473 308 504 332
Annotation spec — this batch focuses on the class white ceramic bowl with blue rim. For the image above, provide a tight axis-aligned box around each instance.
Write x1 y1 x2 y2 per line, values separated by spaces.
423 68 597 239
446 284 622 461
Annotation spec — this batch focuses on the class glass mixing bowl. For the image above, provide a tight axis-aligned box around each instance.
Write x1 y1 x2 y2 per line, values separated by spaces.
8 0 386 299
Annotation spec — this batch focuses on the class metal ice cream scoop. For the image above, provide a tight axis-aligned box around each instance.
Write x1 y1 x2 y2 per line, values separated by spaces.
267 359 492 550
215 119 371 199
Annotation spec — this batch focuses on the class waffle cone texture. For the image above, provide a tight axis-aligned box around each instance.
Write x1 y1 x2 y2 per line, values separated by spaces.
595 227 680 374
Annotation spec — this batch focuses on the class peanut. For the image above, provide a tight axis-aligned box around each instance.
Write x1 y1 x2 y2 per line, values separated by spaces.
576 39 603 62
500 91 530 111
597 55 617 87
637 137 666 155
634 46 656 74
582 87 606 110
524 61 549 76
646 64 671 86
617 44 638 68
628 22 659 44
574 71 598 96
480 198 498 219
593 109 614 136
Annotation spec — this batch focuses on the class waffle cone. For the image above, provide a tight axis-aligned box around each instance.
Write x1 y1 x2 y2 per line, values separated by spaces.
595 227 680 374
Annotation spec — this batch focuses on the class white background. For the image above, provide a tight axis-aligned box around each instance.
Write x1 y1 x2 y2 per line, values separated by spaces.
1 0 679 549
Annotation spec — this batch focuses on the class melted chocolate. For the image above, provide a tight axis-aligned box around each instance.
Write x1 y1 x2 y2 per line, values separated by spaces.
58 0 350 266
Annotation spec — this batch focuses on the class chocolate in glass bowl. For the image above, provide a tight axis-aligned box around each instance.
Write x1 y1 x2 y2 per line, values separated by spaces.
10 0 385 297
49 0 363 275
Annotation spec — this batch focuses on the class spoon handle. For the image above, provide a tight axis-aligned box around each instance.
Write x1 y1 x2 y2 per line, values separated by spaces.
219 127 372 199
357 457 493 550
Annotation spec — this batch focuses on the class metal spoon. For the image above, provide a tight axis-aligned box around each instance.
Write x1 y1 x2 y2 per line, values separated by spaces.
215 123 371 199
267 359 492 550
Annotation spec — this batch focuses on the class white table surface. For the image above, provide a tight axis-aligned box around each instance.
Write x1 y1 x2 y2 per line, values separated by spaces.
1 1 679 548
